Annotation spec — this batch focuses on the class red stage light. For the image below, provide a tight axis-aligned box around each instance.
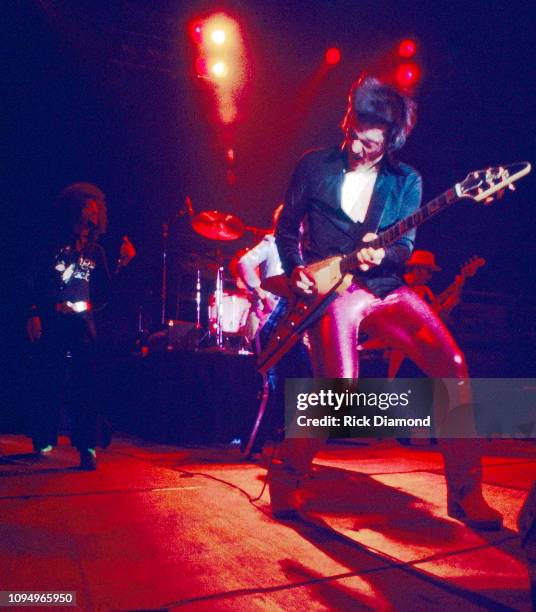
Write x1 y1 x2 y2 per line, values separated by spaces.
395 62 421 88
398 39 417 58
189 12 247 125
210 29 226 45
325 47 341 65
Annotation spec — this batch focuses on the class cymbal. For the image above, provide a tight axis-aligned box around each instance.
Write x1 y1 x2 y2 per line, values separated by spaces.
179 253 220 278
181 252 219 267
179 252 241 282
192 210 245 241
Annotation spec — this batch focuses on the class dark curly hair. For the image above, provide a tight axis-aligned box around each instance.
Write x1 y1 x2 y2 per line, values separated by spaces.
56 182 108 240
341 74 417 154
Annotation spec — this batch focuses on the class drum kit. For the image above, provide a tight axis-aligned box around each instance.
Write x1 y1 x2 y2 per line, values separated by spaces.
172 204 269 352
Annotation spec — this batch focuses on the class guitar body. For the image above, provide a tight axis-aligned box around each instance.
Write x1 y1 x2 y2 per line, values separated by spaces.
258 256 354 373
308 255 356 295
262 255 353 299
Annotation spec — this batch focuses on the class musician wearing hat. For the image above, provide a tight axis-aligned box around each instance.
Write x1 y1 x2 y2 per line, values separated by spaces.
404 250 473 317
403 249 442 310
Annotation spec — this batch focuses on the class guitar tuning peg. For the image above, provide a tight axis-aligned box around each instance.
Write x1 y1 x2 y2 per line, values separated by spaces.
508 183 516 191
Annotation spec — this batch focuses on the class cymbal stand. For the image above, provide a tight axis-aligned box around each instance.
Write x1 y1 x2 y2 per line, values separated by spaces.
215 265 224 348
161 198 196 328
195 269 202 329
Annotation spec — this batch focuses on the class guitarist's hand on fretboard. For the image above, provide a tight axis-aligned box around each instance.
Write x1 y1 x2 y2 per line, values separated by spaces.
356 232 386 272
437 256 485 315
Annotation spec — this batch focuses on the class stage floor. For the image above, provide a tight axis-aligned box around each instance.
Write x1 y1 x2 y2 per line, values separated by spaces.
1 435 534 610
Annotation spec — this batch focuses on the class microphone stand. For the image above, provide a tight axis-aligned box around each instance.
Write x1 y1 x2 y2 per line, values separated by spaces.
161 222 169 327
161 197 195 327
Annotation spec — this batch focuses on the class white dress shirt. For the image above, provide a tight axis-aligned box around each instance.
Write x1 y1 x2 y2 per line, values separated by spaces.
341 166 379 223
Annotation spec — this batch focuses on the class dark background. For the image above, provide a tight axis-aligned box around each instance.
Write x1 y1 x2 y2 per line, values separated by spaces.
4 0 535 375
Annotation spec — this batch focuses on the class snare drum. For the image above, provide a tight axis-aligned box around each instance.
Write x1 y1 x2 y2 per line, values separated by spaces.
209 292 251 335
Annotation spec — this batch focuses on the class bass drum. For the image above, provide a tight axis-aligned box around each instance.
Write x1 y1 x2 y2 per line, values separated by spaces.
209 292 251 335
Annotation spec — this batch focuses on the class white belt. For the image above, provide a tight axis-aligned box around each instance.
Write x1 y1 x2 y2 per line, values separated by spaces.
55 301 91 314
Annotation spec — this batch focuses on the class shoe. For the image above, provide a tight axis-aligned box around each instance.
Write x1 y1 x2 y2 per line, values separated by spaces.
442 440 503 531
34 445 53 457
267 465 302 520
79 448 97 471
447 490 503 531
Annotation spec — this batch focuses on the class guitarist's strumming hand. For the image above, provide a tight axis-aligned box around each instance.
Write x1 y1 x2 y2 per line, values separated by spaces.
356 232 385 272
253 287 277 316
291 266 317 296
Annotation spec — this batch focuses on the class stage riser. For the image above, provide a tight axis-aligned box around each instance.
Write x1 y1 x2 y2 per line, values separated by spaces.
107 351 261 445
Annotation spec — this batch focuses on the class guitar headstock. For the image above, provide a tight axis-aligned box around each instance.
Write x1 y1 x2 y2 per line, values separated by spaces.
456 162 531 204
460 256 486 279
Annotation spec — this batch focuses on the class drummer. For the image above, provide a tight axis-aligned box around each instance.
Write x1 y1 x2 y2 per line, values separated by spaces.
234 204 284 334
234 205 312 455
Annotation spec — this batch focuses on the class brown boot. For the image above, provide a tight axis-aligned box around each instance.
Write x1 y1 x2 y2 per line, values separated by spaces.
443 440 503 531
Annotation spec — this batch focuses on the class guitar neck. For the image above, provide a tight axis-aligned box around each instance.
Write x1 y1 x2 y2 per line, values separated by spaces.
341 186 460 272
437 274 465 304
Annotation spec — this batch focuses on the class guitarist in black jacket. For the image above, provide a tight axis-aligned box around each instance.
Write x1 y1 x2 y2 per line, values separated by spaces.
271 75 502 531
